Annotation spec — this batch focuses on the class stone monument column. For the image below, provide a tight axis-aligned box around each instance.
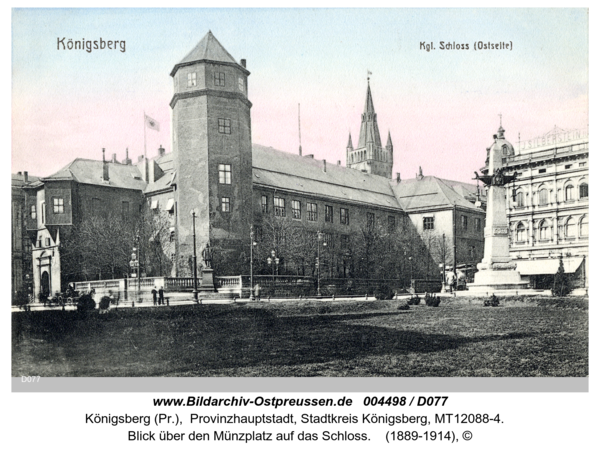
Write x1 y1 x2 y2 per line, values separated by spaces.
469 125 528 293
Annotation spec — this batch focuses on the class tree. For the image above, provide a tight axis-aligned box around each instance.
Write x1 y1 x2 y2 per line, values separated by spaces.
552 257 572 297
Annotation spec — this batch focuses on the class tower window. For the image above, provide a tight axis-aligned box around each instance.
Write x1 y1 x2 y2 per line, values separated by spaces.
538 168 546 174
121 201 129 220
218 118 231 134
214 72 225 86
30 205 36 220
53 197 64 214
388 216 396 232
261 195 268 213
187 72 196 87
274 197 285 217
367 212 375 230
580 183 588 199
170 231 175 242
423 217 434 230
218 164 232 184
325 205 333 223
221 197 231 212
307 203 318 222
475 218 482 232
461 215 468 230
340 208 349 225
291 200 301 219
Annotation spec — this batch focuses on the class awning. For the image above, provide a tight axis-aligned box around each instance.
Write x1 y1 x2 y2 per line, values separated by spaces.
516 257 584 275
165 198 175 212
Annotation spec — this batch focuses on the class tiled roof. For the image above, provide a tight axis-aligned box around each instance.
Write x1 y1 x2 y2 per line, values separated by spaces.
252 144 400 209
171 31 241 76
392 176 482 212
12 173 39 187
43 159 146 191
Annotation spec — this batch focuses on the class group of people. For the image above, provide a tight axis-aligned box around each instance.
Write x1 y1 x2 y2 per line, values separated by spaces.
151 286 166 305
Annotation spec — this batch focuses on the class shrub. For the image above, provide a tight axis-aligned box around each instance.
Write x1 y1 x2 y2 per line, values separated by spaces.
425 294 441 307
374 285 394 300
99 296 111 310
484 294 500 307
552 258 572 297
397 303 410 311
407 295 421 305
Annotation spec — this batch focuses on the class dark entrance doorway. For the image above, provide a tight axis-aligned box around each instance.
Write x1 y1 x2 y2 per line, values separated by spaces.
40 271 50 297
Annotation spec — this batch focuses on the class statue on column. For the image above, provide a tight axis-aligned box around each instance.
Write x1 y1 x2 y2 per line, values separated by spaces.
202 243 213 269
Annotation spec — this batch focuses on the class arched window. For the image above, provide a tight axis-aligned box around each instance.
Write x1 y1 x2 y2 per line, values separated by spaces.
516 191 525 207
579 215 588 237
539 220 550 241
516 222 526 242
579 182 588 199
538 188 548 206
565 217 576 238
565 184 574 201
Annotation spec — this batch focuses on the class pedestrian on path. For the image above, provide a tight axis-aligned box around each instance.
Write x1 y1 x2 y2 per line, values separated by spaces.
158 286 164 305
152 286 158 305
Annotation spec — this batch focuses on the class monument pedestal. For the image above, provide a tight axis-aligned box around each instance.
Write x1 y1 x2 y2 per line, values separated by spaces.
469 269 529 293
200 268 216 292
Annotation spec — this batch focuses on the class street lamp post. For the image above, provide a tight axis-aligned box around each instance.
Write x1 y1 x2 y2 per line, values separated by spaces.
250 226 257 300
317 231 327 296
191 210 198 302
408 256 413 292
267 250 279 276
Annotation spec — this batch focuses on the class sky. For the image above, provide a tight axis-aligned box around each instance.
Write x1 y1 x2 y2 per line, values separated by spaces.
11 8 589 183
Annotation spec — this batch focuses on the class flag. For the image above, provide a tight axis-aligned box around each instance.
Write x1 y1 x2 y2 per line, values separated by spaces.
145 114 160 131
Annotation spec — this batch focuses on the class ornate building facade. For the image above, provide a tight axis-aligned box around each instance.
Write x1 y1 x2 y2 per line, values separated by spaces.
503 127 589 288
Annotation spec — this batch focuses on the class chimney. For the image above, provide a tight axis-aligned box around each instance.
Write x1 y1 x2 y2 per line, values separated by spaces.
305 154 314 159
138 155 144 163
112 153 117 163
322 159 327 172
337 160 341 166
158 145 165 157
123 148 132 165
149 161 155 184
240 59 246 68
102 148 109 182
17 171 22 176
396 172 401 183
24 171 28 182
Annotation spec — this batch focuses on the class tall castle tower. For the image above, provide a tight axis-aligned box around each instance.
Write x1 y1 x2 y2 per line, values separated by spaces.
171 31 253 275
346 80 393 179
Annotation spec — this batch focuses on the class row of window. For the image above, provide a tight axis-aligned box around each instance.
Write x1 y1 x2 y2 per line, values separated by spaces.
185 71 245 92
253 226 352 250
514 216 588 242
535 161 586 174
422 216 482 232
261 195 398 231
514 183 588 207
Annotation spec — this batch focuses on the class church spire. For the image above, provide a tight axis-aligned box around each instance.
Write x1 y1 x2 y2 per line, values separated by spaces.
357 82 382 150
348 80 392 179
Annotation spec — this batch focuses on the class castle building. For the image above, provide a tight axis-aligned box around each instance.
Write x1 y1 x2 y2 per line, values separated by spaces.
20 31 485 297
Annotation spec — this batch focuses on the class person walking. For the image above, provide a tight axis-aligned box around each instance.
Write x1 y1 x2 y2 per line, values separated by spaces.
158 286 164 305
151 286 158 305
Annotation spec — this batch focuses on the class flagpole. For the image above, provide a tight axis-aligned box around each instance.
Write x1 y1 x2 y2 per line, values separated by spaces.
143 111 147 159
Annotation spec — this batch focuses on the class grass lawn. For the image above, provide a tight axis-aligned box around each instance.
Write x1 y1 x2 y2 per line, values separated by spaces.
12 297 588 377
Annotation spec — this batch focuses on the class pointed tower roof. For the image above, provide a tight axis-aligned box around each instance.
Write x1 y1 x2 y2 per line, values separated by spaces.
386 130 393 147
347 132 354 149
170 31 248 76
357 81 383 149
